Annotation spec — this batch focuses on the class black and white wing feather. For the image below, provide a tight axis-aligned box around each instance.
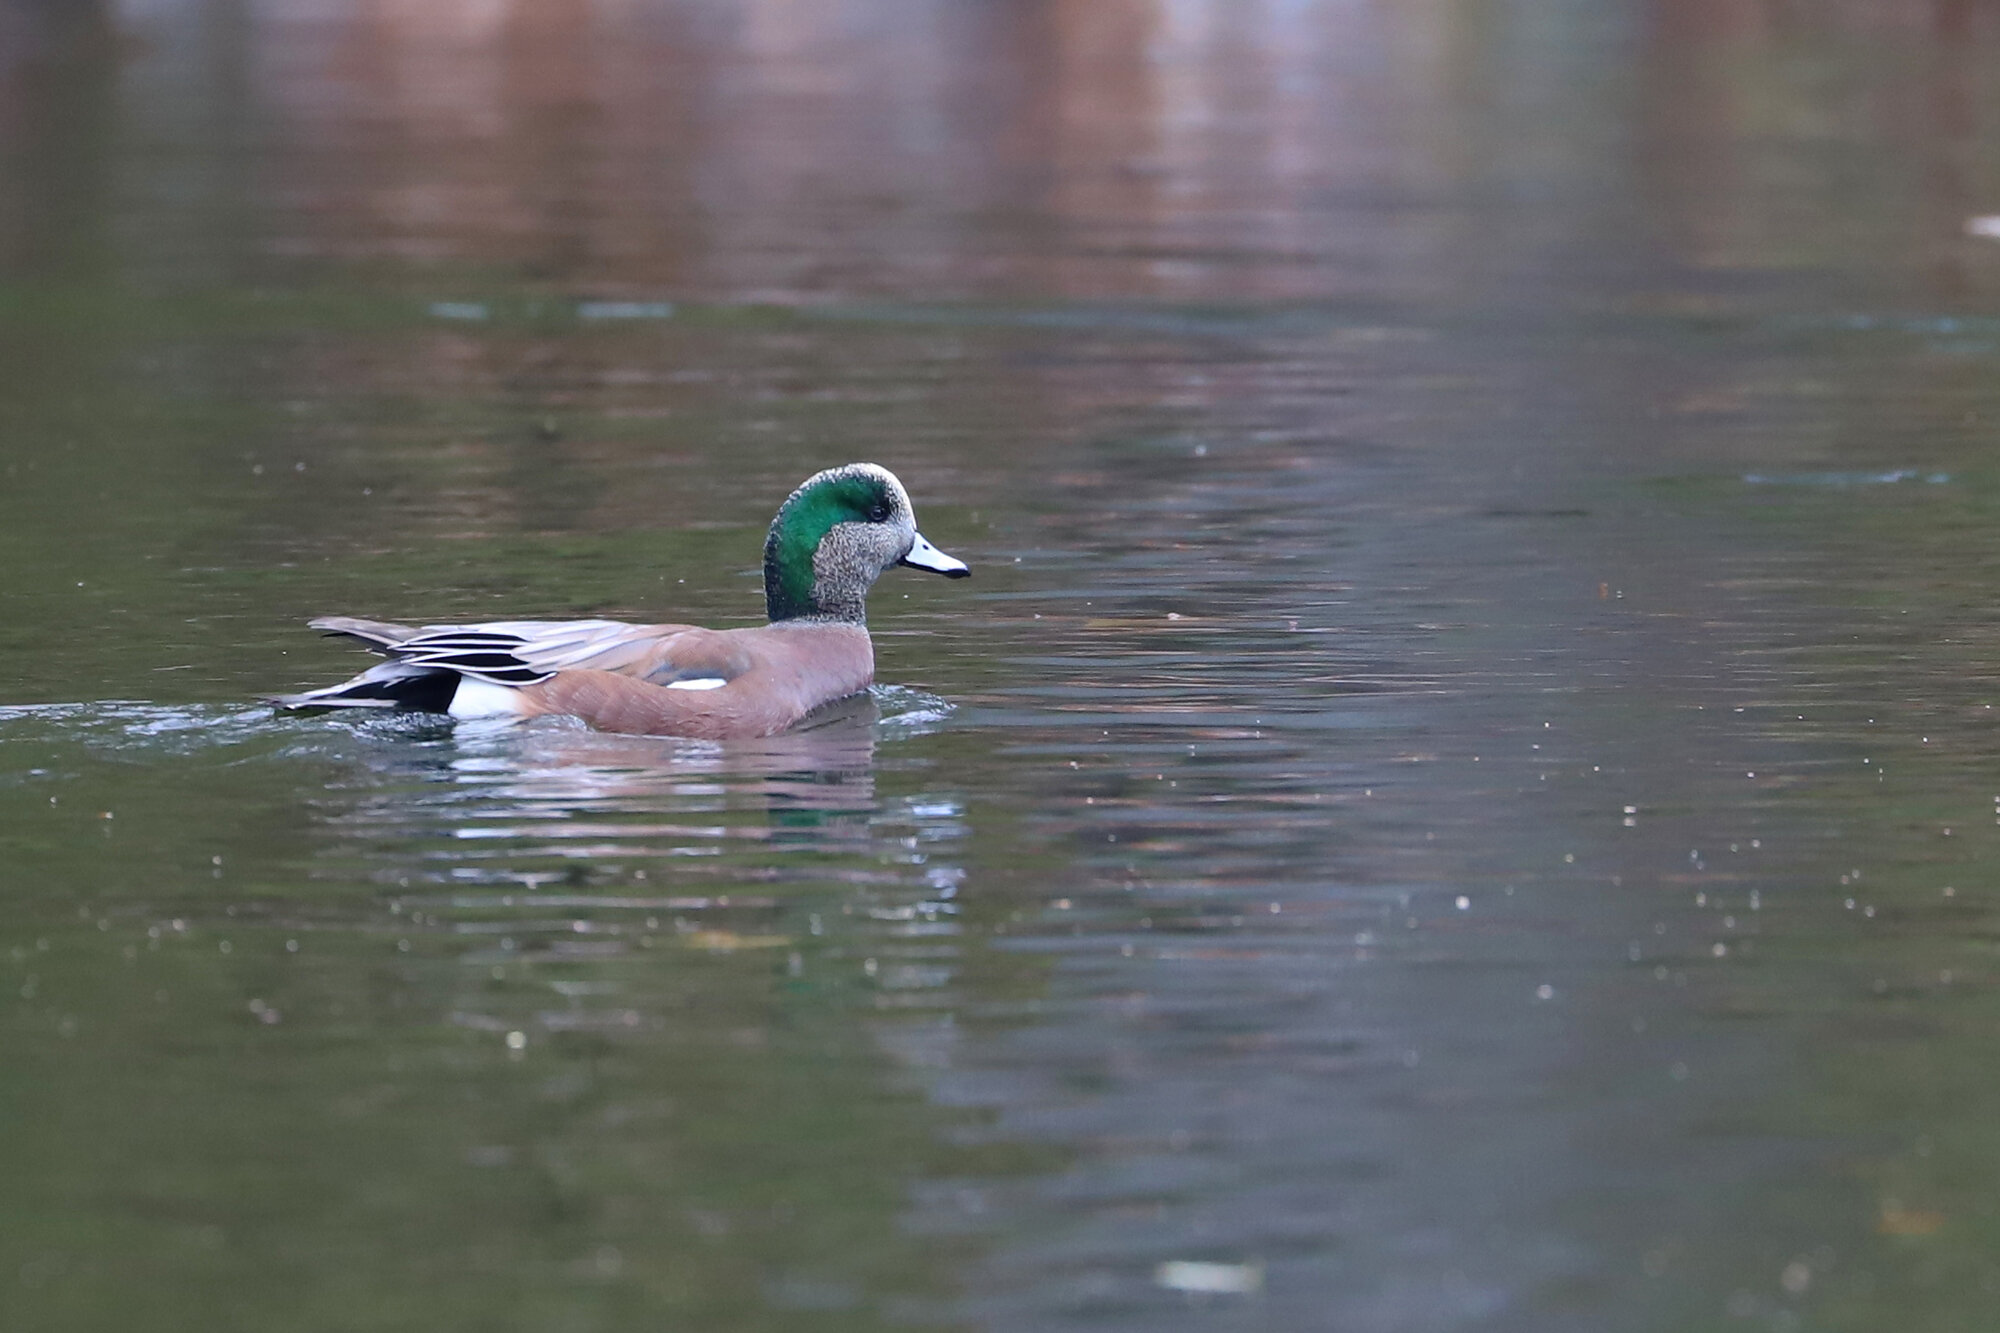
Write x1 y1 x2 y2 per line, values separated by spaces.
276 617 658 711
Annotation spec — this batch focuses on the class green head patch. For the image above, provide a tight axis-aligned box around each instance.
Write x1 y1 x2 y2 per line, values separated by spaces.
763 466 899 620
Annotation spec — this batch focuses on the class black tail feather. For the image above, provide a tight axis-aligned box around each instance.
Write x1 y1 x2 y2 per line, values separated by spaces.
271 667 460 714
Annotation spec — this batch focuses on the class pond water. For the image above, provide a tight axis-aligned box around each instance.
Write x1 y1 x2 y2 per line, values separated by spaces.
9 2 2000 1330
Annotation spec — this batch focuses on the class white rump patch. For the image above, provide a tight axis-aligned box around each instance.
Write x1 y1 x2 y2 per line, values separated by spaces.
664 678 729 692
449 678 529 719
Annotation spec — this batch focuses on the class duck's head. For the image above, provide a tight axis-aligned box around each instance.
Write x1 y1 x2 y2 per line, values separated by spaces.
763 463 969 623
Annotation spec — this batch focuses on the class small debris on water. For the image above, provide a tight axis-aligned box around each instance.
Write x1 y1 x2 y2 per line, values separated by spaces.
1743 469 1949 487
577 301 674 320
1154 1260 1262 1295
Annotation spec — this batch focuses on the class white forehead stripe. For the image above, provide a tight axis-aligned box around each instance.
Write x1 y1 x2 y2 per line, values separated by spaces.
664 678 729 691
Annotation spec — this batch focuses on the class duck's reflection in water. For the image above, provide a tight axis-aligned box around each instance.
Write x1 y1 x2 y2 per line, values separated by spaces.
324 692 890 862
438 690 887 828
307 692 967 1023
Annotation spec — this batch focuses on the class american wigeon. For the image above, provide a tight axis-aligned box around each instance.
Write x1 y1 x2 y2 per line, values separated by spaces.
273 463 969 738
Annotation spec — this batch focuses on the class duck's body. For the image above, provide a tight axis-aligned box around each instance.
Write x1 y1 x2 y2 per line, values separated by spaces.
274 464 967 738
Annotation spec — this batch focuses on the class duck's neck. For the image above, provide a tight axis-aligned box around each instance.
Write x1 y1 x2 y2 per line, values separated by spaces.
768 560 875 624
765 525 873 625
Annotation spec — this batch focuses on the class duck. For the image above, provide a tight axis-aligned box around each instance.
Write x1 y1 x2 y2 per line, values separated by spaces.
272 463 969 738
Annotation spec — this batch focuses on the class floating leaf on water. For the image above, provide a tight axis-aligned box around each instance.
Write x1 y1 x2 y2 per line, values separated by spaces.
683 930 791 952
1877 1203 1945 1237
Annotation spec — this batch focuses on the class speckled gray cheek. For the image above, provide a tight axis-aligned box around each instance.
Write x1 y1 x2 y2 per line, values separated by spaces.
809 519 909 623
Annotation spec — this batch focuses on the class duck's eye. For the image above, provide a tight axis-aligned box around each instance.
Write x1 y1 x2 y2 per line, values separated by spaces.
865 500 892 522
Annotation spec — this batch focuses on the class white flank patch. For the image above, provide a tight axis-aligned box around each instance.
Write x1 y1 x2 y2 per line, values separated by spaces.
664 678 728 691
449 678 528 718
